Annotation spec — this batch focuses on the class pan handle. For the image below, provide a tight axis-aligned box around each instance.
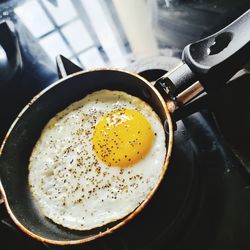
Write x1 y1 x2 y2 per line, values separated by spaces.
0 20 22 85
183 9 250 92
155 9 250 102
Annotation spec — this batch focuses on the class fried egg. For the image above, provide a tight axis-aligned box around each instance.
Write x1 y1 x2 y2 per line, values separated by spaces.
28 90 166 230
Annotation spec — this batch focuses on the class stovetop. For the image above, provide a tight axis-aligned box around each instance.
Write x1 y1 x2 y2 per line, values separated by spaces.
1 13 250 250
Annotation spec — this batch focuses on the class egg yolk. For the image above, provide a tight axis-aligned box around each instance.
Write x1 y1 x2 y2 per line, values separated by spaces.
92 109 154 167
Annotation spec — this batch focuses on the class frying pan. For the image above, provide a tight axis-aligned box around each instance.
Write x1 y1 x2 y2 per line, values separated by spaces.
0 10 249 246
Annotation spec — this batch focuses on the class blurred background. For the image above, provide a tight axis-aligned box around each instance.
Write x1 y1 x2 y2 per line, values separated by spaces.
0 0 249 70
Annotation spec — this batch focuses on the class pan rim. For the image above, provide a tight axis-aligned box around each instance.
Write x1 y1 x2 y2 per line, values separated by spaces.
0 67 174 245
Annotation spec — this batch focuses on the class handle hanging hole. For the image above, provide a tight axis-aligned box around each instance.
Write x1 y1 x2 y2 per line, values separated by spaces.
208 32 233 55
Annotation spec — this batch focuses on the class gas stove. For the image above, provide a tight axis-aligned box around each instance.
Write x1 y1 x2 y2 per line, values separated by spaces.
1 15 250 250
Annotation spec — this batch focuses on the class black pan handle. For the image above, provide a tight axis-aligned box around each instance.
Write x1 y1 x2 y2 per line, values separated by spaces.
155 10 250 100
0 20 22 85
183 9 250 92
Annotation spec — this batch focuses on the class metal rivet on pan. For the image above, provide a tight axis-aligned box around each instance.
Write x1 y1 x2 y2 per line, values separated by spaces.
142 88 151 99
164 119 169 134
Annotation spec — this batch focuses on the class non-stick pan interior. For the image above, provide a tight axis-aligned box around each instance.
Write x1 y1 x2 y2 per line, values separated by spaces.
0 69 170 243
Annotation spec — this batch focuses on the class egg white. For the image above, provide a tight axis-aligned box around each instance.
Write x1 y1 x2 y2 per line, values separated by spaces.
28 90 166 230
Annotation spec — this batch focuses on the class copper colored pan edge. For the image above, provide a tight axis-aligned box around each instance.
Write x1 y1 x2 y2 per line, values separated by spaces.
0 68 174 245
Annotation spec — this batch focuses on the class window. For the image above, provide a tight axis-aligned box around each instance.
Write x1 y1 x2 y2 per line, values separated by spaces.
15 0 130 69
